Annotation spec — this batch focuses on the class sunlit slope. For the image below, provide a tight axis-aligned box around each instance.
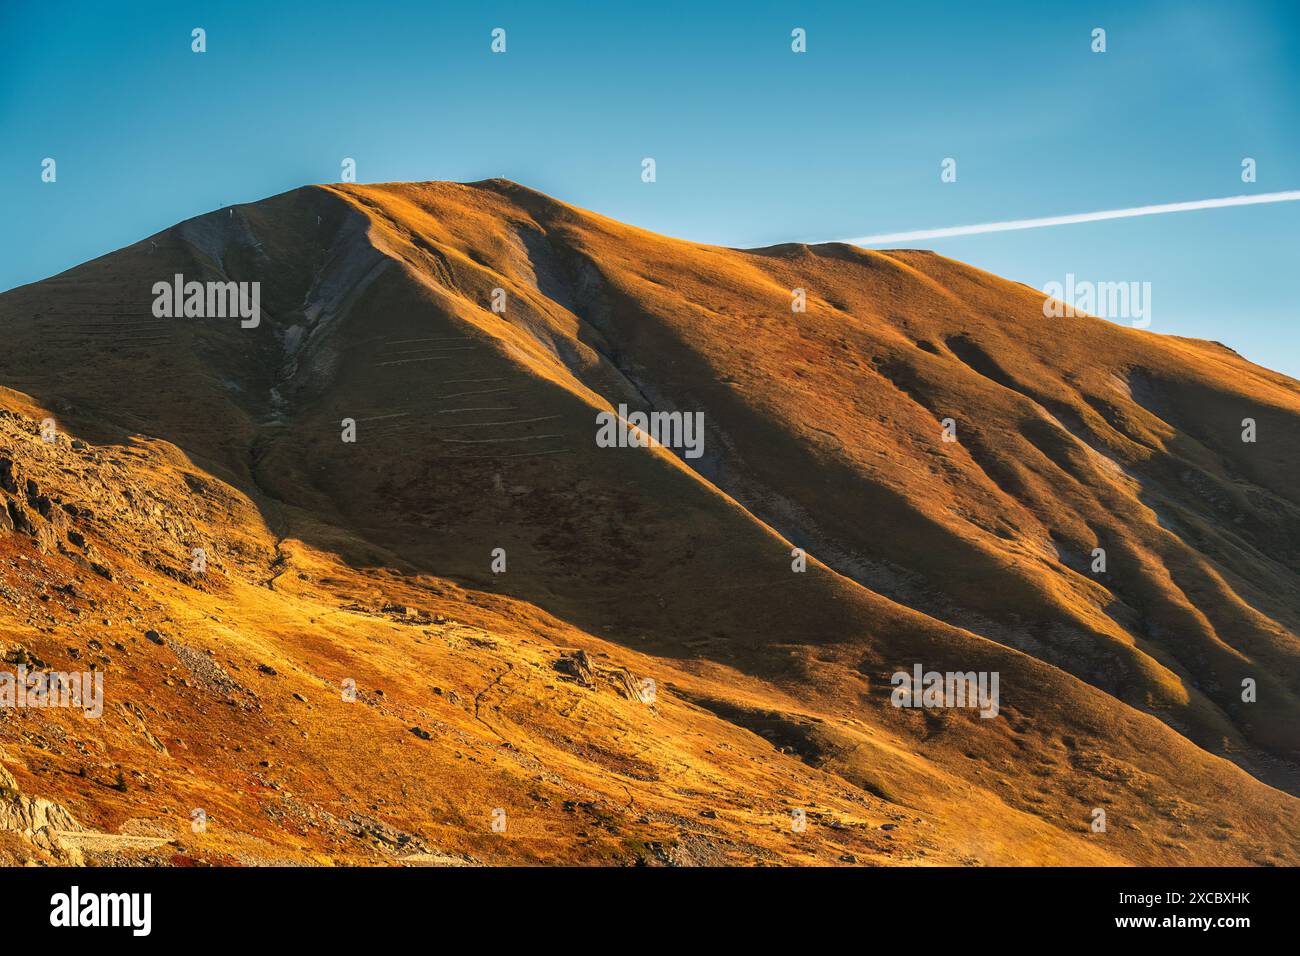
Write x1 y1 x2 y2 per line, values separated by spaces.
1 180 1297 865
1 385 1294 866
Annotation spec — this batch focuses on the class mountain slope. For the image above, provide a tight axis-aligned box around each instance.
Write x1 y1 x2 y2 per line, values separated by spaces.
0 180 1296 866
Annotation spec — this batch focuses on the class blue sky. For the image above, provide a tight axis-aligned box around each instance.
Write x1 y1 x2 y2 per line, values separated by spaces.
3 0 1298 374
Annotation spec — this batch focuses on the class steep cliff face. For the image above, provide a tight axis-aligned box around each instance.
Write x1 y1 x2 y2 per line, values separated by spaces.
0 180 1295 865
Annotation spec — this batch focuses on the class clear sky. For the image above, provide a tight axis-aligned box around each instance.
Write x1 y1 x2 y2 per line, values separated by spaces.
3 0 1298 375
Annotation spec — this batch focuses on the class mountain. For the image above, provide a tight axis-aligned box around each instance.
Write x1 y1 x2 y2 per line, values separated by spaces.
0 179 1296 866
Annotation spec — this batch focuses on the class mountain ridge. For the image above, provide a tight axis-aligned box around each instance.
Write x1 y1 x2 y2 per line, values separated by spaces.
1 180 1297 866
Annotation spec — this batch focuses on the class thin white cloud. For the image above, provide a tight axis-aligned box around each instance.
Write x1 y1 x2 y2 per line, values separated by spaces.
844 190 1300 245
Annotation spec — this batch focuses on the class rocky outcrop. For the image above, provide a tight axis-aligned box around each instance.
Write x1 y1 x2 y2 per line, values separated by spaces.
0 456 19 494
0 758 86 865
554 649 596 688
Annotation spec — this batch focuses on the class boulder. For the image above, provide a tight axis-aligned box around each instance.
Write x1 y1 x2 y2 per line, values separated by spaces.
554 649 596 688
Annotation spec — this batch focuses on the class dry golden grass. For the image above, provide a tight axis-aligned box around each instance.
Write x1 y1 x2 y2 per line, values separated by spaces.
0 180 1296 865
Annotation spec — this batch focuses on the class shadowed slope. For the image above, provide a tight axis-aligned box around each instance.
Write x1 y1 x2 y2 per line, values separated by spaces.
312 180 1300 781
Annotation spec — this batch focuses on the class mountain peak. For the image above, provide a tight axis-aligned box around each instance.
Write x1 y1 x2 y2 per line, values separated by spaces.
1 182 1297 866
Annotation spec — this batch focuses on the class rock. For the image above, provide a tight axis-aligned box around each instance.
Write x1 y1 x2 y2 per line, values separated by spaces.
409 726 432 740
6 502 34 535
699 809 718 819
554 649 596 687
3 647 46 668
0 457 19 494
609 667 644 701
67 530 86 549
144 630 165 646
257 664 277 675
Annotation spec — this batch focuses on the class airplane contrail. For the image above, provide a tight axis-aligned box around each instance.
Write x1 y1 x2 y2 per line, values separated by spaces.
845 190 1300 245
